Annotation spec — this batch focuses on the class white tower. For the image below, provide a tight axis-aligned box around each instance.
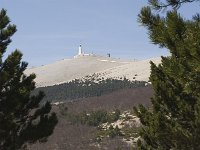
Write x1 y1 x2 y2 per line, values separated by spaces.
78 44 83 55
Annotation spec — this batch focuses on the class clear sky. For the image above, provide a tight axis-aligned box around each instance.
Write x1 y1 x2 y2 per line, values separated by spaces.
1 0 199 67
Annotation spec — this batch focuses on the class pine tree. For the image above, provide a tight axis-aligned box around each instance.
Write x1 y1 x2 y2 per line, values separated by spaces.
134 1 200 149
149 0 199 10
0 9 58 150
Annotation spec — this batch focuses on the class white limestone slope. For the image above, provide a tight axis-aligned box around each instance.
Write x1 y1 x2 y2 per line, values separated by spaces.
95 58 161 82
25 55 161 87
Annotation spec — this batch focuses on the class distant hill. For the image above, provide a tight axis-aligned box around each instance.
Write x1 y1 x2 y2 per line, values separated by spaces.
25 55 161 87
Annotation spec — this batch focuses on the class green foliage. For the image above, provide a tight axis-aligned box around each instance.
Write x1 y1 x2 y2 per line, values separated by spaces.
148 0 199 10
0 9 57 150
33 77 147 102
109 109 121 123
134 2 200 150
72 109 121 126
96 125 122 140
108 125 122 138
86 110 108 126
122 127 140 140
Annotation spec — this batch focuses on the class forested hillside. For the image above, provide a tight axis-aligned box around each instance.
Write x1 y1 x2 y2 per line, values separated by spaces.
33 75 148 102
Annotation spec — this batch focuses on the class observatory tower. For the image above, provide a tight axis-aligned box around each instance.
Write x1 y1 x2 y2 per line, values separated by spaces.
78 44 83 55
74 44 92 58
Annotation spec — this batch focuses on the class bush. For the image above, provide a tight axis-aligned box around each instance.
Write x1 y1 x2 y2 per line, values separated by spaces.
71 109 121 127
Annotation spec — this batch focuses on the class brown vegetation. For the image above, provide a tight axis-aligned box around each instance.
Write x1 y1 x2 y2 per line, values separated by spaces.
28 86 153 150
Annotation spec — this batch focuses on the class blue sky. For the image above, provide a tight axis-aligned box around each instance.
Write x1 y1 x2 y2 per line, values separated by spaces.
1 0 199 67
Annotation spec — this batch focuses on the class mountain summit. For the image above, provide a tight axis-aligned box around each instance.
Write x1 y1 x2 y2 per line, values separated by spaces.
25 55 161 87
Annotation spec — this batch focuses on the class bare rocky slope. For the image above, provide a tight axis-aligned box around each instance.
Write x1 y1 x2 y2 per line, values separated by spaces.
25 55 161 87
